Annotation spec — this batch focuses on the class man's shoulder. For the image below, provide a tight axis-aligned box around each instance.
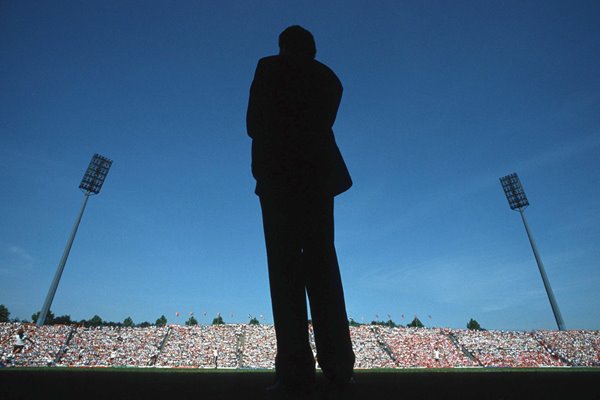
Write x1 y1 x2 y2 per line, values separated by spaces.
256 55 280 68
253 56 282 78
311 59 341 86
312 59 335 74
258 55 279 63
254 55 341 89
256 55 336 74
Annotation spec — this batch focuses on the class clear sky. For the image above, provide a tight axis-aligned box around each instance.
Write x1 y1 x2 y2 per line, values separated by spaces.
1 1 599 331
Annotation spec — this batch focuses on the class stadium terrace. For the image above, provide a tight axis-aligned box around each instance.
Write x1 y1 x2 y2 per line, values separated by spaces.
1 323 598 369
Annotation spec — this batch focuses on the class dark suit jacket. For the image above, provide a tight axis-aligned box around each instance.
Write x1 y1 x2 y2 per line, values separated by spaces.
247 54 352 197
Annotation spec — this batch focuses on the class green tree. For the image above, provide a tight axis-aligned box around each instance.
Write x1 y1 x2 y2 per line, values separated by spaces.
370 319 397 327
212 315 224 325
156 315 167 327
137 321 152 328
88 315 103 327
185 316 199 326
32 310 55 324
467 318 482 330
407 317 424 328
0 304 10 323
249 317 260 325
123 317 134 327
349 318 361 327
53 315 72 325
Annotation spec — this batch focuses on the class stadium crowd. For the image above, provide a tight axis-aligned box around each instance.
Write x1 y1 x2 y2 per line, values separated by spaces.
241 325 277 369
350 325 396 369
451 329 567 367
1 322 598 368
378 327 479 368
0 323 71 367
59 326 167 367
535 330 600 367
155 325 241 368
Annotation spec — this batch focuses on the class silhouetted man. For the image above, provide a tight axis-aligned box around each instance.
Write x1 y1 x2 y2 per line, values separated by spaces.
247 25 355 395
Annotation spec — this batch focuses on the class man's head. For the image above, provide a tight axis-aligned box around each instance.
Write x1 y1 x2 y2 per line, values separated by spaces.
279 25 316 59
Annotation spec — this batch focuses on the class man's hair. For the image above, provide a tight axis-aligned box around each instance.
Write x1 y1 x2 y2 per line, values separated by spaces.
278 25 316 59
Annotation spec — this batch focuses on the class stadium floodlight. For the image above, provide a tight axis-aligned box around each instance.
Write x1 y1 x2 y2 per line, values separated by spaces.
37 154 113 326
500 173 566 331
500 173 530 210
78 154 112 194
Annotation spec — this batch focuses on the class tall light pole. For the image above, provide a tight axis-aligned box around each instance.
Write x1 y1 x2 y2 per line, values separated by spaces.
37 154 113 326
499 173 566 331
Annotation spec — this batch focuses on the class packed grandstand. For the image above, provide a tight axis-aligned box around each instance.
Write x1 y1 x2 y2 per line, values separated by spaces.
1 323 598 368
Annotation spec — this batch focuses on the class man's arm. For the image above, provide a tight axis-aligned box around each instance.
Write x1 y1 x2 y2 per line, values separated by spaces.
316 63 343 131
246 59 269 139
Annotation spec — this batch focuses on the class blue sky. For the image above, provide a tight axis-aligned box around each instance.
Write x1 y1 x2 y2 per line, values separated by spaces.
1 1 599 330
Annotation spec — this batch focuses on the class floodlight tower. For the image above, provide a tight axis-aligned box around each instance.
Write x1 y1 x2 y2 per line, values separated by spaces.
37 154 113 326
499 173 566 331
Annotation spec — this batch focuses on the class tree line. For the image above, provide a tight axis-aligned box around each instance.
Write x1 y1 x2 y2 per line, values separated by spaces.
350 316 483 330
0 304 230 328
26 310 227 328
1 304 483 330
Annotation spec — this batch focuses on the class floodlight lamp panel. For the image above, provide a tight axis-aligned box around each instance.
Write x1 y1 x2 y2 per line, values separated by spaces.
79 153 113 194
500 173 529 210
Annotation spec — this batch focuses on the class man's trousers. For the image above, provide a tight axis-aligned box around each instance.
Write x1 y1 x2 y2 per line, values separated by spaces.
260 192 355 387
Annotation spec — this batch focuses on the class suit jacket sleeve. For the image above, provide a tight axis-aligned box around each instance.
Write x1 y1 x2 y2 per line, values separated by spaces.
246 59 267 139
